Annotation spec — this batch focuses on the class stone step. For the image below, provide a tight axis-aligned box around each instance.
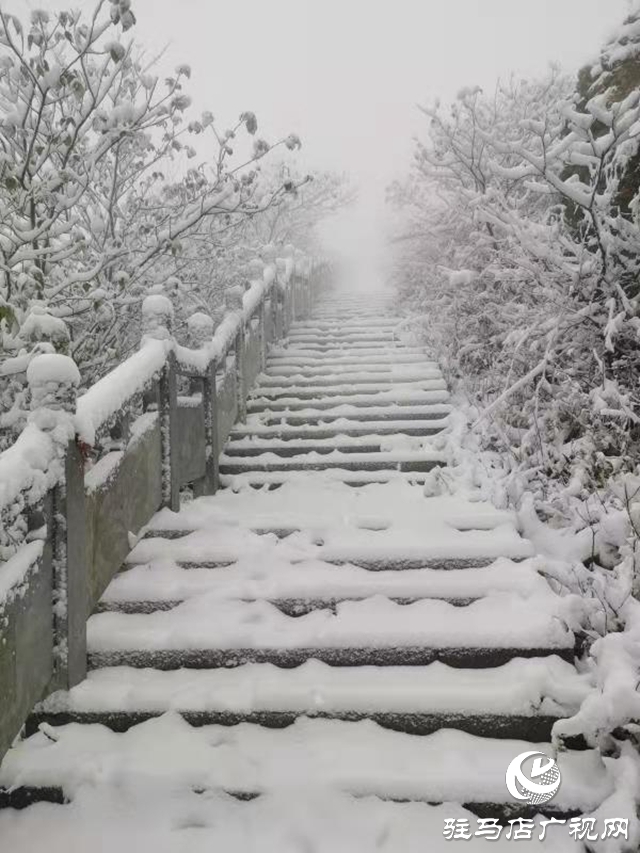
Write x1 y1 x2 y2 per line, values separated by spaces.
286 334 399 345
276 342 415 353
287 324 401 333
87 645 574 671
257 368 442 384
219 470 433 489
251 406 452 426
267 354 430 367
95 595 481 615
0 718 605 819
27 657 586 741
246 391 449 413
223 440 385 457
95 594 481 615
290 321 403 331
104 558 549 610
85 592 574 671
251 379 444 400
218 451 444 475
229 419 449 440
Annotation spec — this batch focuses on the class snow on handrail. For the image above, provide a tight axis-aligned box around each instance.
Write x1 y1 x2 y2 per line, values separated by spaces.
0 248 310 516
76 338 171 447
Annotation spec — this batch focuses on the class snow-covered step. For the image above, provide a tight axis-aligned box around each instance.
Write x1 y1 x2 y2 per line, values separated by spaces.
266 358 434 372
102 559 549 610
85 593 574 670
257 367 442 384
262 359 440 372
286 335 399 346
269 345 427 357
125 485 532 572
246 392 449 415
251 379 444 400
223 437 442 457
277 342 415 353
0 717 610 816
290 325 398 333
250 406 453 428
7 791 587 853
219 450 445 476
0 298 594 834
269 344 428 357
229 418 449 440
291 320 404 331
308 311 397 317
29 658 588 741
220 469 435 489
223 439 387 457
281 342 411 353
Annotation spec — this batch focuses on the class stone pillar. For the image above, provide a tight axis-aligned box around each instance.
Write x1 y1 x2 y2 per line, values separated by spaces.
226 285 246 423
142 295 179 511
187 311 214 348
187 312 219 497
27 353 87 690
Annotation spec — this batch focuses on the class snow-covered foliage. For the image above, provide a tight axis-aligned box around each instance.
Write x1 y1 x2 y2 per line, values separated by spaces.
0 244 314 560
392 4 640 791
243 164 356 252
0 2 342 449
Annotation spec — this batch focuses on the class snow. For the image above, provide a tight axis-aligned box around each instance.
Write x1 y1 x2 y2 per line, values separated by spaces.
26 354 80 388
0 540 43 607
39 657 588 718
84 412 159 494
220 448 447 468
86 592 572 653
0 716 613 810
0 422 71 531
0 790 582 853
20 309 69 344
249 386 449 408
103 556 551 607
4 288 637 850
259 365 442 382
76 340 170 446
230 416 451 438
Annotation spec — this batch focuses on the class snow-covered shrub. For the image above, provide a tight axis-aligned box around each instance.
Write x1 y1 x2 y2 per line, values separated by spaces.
0 2 342 449
392 4 640 755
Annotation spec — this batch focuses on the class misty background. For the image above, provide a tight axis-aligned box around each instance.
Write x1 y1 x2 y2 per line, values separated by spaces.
8 0 633 286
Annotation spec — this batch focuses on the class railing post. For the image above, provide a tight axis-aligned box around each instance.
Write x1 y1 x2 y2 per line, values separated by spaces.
199 356 219 495
188 312 219 497
27 353 87 690
159 353 179 511
226 285 246 423
248 259 268 371
142 294 179 511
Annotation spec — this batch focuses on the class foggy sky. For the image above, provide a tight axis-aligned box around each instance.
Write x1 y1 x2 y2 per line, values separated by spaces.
7 0 635 281
110 0 631 184
8 0 632 183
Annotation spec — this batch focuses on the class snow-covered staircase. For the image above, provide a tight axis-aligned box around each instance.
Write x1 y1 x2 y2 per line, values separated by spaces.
0 293 612 844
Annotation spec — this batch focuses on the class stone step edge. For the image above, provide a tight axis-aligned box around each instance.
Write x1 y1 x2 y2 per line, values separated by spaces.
123 556 525 571
218 459 442 474
86 645 575 671
94 595 481 615
24 709 568 744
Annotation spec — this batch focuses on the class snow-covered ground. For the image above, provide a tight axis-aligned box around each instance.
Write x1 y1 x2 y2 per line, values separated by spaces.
1 293 638 852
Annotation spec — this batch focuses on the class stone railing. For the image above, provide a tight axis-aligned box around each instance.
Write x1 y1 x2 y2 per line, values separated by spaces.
0 245 325 760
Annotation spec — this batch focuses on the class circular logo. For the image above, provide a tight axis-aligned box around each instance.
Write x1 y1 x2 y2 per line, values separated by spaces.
505 751 561 805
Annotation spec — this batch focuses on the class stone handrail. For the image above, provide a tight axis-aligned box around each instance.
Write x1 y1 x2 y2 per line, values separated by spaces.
0 245 325 760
